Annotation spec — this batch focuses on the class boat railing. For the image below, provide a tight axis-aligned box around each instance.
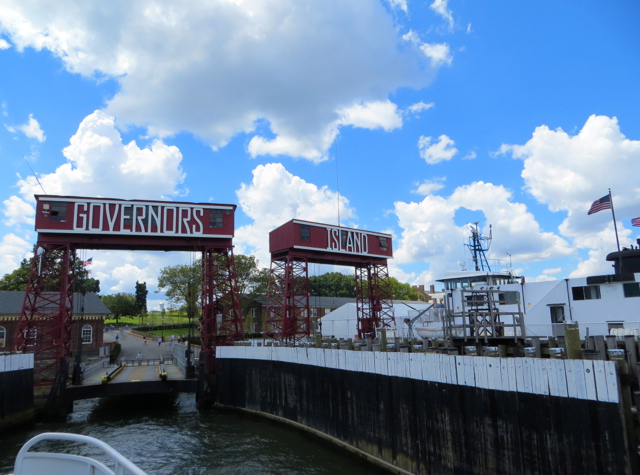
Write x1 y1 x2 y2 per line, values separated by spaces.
14 432 147 475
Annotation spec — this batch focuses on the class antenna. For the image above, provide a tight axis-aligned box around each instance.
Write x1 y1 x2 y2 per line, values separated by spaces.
22 156 47 194
465 222 492 271
335 139 340 227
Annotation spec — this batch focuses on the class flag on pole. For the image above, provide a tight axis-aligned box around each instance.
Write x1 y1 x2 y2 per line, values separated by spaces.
83 257 93 266
587 195 612 215
632 217 640 227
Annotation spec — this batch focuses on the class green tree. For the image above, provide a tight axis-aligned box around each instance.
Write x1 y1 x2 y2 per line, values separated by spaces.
309 272 356 297
157 261 202 318
135 281 148 313
156 254 270 330
101 293 137 324
388 277 423 301
0 250 100 293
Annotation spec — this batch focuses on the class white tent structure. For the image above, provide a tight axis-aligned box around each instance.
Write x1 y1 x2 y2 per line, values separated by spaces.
320 301 434 340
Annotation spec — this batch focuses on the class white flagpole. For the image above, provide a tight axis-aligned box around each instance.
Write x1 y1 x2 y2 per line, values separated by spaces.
609 188 621 253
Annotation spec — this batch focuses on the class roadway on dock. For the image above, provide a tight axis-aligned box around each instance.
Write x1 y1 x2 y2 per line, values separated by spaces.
66 329 197 400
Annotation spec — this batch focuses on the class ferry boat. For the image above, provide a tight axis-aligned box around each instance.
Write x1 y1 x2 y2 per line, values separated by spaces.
414 224 640 342
13 432 147 475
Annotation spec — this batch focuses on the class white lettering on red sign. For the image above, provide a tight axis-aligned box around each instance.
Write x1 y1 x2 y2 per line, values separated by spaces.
72 201 211 236
325 226 369 254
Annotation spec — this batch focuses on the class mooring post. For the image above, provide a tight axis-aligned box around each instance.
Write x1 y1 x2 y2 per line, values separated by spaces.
608 349 640 474
606 335 618 351
623 335 639 387
594 335 607 360
315 332 322 348
380 329 387 352
564 321 582 359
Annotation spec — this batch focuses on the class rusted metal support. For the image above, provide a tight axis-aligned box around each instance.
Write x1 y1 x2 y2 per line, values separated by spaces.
354 264 395 340
200 247 244 375
17 243 75 384
265 256 310 344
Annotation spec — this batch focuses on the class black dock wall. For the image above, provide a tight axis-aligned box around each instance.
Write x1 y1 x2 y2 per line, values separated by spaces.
217 357 629 475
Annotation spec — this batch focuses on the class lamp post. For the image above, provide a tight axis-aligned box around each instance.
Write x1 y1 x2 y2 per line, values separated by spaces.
72 290 86 385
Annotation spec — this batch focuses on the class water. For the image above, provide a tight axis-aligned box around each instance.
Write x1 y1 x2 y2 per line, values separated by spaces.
0 394 383 474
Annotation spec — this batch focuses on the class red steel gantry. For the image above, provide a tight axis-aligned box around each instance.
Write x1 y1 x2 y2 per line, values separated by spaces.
19 195 243 385
266 219 395 342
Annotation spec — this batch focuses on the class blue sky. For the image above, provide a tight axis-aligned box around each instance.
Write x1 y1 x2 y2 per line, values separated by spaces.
1 0 639 308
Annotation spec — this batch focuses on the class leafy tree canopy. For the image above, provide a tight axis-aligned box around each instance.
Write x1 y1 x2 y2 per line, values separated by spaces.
101 293 137 323
157 260 202 316
0 250 100 294
309 272 356 298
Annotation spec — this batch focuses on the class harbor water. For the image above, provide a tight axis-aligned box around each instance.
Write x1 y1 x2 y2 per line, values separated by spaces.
0 394 382 474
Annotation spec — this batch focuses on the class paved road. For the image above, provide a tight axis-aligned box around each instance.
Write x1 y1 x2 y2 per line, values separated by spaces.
103 329 177 361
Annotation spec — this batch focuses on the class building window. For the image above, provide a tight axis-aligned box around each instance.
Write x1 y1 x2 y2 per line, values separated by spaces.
50 201 67 222
623 283 640 298
210 209 223 228
324 308 331 315
0 326 5 347
300 224 310 241
311 308 318 318
379 236 388 252
498 291 519 305
82 324 93 344
549 305 565 324
572 285 601 301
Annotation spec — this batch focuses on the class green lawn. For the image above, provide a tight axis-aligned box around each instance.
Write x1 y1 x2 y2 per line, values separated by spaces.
142 328 194 338
104 312 191 326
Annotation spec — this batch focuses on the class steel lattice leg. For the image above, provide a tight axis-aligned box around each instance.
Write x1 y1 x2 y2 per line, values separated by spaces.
265 256 310 344
355 264 395 340
200 247 244 374
17 243 75 383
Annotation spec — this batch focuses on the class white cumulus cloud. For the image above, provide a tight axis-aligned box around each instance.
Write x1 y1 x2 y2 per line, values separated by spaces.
418 134 457 164
14 110 185 202
2 195 34 226
412 177 446 195
393 181 573 282
430 0 454 31
0 233 32 276
498 115 640 274
337 100 403 132
5 113 45 141
0 38 9 49
407 101 434 116
0 1 446 161
235 163 355 263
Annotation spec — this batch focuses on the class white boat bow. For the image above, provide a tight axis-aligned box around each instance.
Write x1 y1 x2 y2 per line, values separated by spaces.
14 432 147 475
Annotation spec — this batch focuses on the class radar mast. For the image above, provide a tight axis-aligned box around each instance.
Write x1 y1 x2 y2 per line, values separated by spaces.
466 222 492 271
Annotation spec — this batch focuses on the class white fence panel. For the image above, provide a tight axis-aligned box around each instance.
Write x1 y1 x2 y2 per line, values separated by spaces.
486 358 502 391
375 352 389 376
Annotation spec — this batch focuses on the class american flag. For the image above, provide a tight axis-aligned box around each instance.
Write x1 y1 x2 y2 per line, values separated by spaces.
632 217 640 227
82 257 93 266
587 194 612 215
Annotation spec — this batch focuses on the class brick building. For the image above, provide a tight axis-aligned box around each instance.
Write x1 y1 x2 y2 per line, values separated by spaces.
0 291 110 356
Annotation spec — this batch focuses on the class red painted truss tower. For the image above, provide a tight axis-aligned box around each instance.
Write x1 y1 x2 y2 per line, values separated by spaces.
265 256 310 343
267 219 395 343
19 195 244 389
17 243 76 383
200 246 244 372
